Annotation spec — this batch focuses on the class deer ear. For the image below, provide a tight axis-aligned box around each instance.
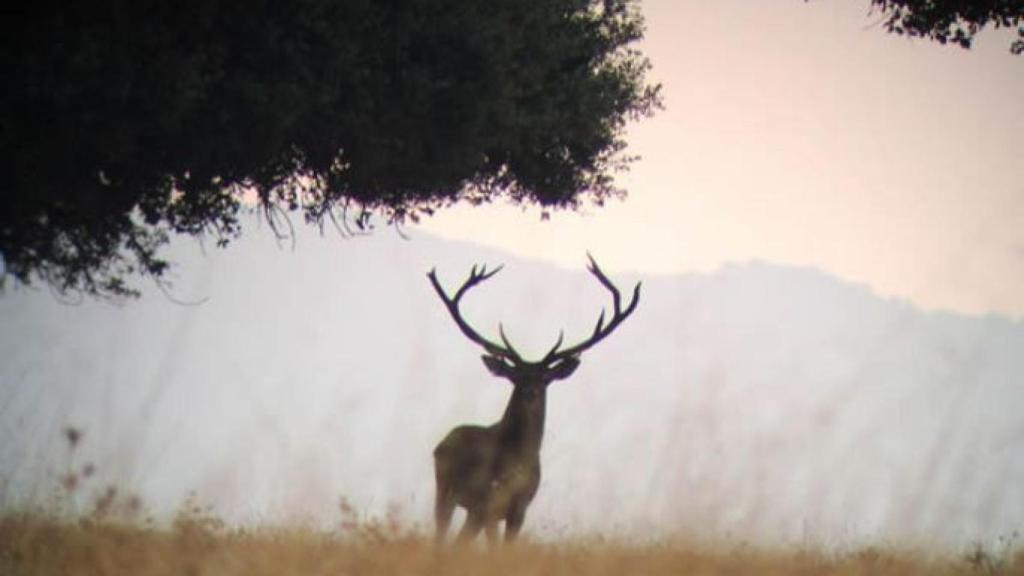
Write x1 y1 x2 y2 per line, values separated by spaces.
482 355 515 378
547 356 580 381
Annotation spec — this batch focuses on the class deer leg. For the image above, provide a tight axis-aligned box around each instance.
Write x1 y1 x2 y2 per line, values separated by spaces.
504 505 526 542
434 494 456 543
457 509 485 543
483 519 499 545
433 460 456 543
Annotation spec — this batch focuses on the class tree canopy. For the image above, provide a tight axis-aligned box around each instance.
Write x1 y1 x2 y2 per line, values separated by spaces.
1 0 660 298
867 0 1024 54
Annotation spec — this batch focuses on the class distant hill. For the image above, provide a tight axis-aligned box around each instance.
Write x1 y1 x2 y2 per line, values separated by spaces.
0 222 1021 546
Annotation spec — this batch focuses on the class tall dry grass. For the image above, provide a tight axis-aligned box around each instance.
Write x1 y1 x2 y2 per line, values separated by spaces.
2 506 1021 576
3 428 1020 575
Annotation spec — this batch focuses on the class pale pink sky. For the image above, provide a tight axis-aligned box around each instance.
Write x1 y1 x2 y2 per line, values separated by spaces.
419 0 1024 318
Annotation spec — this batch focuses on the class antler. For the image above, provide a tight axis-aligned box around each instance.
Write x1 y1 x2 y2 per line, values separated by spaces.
542 253 641 363
428 265 523 362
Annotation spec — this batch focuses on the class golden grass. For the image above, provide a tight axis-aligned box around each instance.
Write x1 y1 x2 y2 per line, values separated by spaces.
2 509 1021 576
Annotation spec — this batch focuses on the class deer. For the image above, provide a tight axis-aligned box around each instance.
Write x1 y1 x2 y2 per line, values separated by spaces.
427 254 640 544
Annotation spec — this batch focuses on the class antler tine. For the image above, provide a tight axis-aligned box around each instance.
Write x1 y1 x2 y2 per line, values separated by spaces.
540 330 565 364
428 265 517 360
454 264 503 301
586 252 622 314
498 324 524 362
592 309 606 338
545 255 641 363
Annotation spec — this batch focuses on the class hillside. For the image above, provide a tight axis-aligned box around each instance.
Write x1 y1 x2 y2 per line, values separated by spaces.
0 222 1020 546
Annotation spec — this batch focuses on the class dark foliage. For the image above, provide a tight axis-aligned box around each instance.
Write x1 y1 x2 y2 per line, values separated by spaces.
867 0 1023 54
1 0 660 298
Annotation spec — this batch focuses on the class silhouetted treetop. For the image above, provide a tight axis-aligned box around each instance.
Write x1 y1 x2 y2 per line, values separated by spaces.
867 0 1023 54
1 0 660 298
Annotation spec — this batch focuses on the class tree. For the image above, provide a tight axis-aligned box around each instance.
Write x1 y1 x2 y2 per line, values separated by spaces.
0 0 660 298
866 0 1024 54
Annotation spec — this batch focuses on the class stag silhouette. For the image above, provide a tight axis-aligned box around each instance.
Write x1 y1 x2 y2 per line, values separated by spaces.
427 255 640 543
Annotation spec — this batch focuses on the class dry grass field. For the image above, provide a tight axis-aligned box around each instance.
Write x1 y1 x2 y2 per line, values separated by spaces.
2 503 1021 576
4 435 1020 576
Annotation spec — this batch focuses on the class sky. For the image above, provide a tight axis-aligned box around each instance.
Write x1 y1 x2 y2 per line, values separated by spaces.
419 0 1024 318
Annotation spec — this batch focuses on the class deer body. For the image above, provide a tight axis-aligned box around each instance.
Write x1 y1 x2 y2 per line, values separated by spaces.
434 362 565 541
428 256 638 543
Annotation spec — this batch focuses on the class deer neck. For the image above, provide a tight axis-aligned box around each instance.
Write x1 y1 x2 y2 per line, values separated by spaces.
497 387 547 456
